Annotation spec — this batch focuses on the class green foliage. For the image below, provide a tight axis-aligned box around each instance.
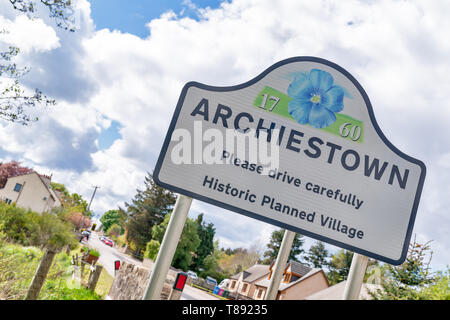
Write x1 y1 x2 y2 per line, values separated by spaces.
190 213 215 272
304 241 329 269
198 240 228 283
0 202 76 251
0 242 86 299
152 213 200 271
368 238 447 300
0 202 34 245
418 270 450 300
9 0 77 32
144 240 160 261
100 210 123 233
41 280 103 300
29 211 77 251
326 249 353 285
124 172 176 252
262 229 304 264
106 223 122 239
82 247 100 258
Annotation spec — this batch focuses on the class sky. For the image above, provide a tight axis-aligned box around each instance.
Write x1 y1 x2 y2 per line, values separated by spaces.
0 0 449 271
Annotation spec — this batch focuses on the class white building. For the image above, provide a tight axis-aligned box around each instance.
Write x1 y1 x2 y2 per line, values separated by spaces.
0 172 62 213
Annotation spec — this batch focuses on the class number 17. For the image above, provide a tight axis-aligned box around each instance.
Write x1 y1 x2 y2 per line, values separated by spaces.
258 94 280 111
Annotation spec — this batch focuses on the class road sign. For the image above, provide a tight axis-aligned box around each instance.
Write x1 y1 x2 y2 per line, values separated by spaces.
154 56 426 265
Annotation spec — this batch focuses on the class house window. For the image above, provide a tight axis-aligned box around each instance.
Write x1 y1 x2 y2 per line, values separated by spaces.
13 183 22 192
242 283 248 293
257 289 264 299
230 281 236 289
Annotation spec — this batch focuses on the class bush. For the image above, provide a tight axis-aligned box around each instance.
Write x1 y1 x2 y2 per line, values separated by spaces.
106 223 122 238
82 247 100 258
40 280 103 300
0 243 78 299
0 203 76 250
0 203 35 245
144 240 160 261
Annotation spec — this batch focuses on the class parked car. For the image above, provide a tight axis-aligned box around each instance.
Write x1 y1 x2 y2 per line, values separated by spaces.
218 278 230 289
100 235 106 242
205 276 217 287
187 270 198 280
104 239 114 247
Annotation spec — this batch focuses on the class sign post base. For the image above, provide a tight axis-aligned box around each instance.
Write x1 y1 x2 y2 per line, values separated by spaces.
142 194 193 300
342 253 369 300
264 230 295 300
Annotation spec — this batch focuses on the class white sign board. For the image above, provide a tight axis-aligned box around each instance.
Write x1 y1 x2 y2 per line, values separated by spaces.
154 57 426 265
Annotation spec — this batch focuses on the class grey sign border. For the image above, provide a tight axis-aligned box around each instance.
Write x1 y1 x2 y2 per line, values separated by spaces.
154 56 426 265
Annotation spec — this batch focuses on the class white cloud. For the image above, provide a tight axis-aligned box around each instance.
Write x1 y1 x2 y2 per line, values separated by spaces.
0 15 60 53
1 0 449 270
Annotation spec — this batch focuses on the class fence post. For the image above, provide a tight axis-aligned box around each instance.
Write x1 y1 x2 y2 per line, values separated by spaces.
88 265 103 291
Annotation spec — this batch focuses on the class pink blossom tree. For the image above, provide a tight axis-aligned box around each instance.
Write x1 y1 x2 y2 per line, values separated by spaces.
0 161 34 188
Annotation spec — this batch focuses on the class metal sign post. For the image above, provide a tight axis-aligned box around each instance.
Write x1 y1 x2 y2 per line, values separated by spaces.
264 230 296 300
142 194 193 300
342 253 369 300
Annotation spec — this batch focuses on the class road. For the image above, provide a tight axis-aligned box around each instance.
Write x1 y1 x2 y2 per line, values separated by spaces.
86 232 219 300
87 232 143 276
181 284 220 300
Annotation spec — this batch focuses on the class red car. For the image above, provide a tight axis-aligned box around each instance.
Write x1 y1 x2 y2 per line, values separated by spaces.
104 239 114 247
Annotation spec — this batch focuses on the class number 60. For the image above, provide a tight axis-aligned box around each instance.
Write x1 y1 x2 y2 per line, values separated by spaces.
339 122 361 141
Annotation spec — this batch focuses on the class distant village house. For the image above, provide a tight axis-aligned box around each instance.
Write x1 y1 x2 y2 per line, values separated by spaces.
0 172 61 213
229 260 329 300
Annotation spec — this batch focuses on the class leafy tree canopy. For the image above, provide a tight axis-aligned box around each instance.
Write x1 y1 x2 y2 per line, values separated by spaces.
262 229 304 264
124 172 176 252
0 161 33 188
304 241 329 269
152 213 200 271
189 213 215 272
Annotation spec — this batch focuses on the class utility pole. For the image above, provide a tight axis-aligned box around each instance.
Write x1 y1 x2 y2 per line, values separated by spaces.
86 185 100 215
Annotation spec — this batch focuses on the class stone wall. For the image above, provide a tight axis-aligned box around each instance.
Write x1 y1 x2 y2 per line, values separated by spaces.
108 261 178 300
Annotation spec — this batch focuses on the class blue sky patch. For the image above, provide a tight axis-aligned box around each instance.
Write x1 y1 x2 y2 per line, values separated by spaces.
97 120 122 150
88 0 224 38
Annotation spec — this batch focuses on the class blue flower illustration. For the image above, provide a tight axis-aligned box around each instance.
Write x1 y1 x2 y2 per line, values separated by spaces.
287 69 346 129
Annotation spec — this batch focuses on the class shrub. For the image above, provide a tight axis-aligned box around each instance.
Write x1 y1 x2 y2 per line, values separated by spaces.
40 280 103 300
0 203 34 245
144 240 160 261
0 243 76 299
82 247 100 258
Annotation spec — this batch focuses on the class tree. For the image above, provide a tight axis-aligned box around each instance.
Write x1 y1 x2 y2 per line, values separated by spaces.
50 182 89 214
304 241 329 269
218 245 264 276
2 0 76 124
326 249 354 285
106 223 122 239
124 172 176 252
63 211 90 231
0 161 33 188
144 239 160 261
152 213 200 271
100 209 123 233
262 229 304 264
369 237 439 300
190 213 215 272
25 211 76 300
200 240 228 283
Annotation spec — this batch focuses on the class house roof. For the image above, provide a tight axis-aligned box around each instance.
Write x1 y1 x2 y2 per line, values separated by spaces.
230 264 271 283
304 280 382 300
287 260 312 277
255 268 323 291
3 172 61 206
